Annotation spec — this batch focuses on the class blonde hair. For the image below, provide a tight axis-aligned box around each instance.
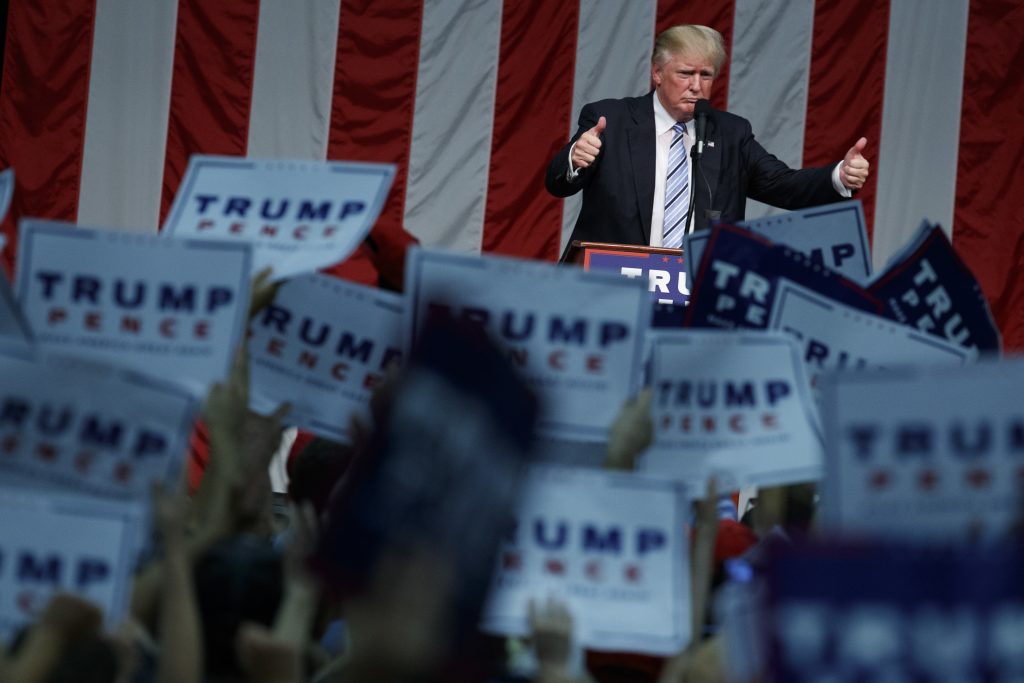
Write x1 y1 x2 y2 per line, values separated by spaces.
652 25 727 74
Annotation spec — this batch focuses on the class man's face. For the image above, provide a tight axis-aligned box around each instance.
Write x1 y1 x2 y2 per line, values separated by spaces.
652 52 716 122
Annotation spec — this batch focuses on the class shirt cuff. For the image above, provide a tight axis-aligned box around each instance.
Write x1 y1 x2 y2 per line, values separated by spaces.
566 141 581 181
832 161 852 197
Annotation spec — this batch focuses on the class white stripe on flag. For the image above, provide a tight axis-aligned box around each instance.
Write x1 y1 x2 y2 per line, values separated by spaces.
404 0 503 254
77 0 178 233
728 0 815 220
247 0 341 160
872 0 969 269
560 0 656 252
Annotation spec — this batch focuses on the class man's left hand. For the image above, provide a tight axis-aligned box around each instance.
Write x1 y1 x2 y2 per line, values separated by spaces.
840 137 870 190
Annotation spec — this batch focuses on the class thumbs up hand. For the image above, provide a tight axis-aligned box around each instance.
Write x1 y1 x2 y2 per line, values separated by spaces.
840 136 870 190
571 116 606 169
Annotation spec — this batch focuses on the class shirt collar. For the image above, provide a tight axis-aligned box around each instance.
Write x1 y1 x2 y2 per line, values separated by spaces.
652 93 693 138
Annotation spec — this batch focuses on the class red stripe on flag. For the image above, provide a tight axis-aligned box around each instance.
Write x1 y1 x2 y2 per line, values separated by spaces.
954 0 1024 351
804 0 888 243
159 0 260 227
322 0 423 285
481 1 579 261
655 0 734 110
0 1 96 274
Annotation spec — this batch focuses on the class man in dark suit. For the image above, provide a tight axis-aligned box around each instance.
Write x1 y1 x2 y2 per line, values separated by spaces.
546 25 869 259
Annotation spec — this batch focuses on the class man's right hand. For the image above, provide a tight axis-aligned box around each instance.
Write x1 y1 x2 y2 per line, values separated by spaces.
570 116 606 169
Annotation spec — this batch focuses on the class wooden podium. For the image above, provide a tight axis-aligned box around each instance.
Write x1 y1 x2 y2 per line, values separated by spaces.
563 240 683 267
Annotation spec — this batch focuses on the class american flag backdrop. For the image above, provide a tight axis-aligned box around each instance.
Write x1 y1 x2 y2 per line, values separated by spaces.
0 0 1021 348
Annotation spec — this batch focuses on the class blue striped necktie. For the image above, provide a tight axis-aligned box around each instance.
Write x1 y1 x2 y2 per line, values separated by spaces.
662 122 689 249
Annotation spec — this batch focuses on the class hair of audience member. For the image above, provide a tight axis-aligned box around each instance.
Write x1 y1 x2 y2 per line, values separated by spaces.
193 534 284 680
7 626 119 683
287 437 354 517
651 24 727 73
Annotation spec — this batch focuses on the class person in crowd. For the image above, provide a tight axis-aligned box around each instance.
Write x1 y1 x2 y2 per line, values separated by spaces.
546 24 869 258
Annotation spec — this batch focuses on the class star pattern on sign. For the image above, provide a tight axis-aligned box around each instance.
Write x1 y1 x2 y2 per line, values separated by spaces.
662 256 670 263
2 435 18 454
501 551 521 571
869 470 891 490
17 591 41 616
661 414 673 429
36 443 57 461
114 462 134 484
965 468 991 488
545 558 565 576
585 559 602 581
624 564 642 583
74 451 96 473
917 469 939 490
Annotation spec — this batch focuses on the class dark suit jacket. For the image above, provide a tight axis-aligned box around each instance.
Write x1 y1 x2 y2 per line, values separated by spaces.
546 92 844 259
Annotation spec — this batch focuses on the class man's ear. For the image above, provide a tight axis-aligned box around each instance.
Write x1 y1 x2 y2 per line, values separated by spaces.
650 62 661 87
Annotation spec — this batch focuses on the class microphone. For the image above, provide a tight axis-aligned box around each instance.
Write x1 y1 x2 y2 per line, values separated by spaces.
694 99 711 157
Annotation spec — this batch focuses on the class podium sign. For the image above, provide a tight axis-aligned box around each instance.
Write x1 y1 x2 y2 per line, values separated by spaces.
582 246 689 306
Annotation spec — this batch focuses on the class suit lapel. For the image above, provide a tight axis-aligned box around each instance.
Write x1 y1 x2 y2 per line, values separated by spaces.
627 93 656 244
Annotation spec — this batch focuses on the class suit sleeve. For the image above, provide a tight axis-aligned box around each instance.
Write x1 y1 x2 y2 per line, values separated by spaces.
740 121 843 209
545 103 602 198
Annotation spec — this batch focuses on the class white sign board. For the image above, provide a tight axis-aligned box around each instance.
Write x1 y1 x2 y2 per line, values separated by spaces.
0 344 199 499
821 359 1024 542
0 489 143 641
249 274 403 441
406 248 648 441
482 465 690 655
684 201 871 284
768 279 975 393
642 330 822 488
163 156 394 279
16 220 251 395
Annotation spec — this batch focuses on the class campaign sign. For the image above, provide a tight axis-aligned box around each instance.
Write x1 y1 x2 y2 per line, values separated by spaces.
583 248 689 305
482 465 690 655
740 201 871 283
0 344 199 499
768 542 1024 681
642 330 822 488
16 220 251 395
820 358 1024 542
683 202 871 287
869 222 1000 353
249 273 403 441
163 156 394 279
0 168 13 226
684 224 882 331
768 279 975 393
0 273 32 345
406 248 649 441
0 489 143 641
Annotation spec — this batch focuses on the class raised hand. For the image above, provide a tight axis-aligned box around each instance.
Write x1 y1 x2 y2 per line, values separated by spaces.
840 137 870 190
570 116 607 170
